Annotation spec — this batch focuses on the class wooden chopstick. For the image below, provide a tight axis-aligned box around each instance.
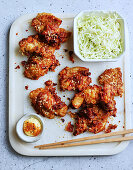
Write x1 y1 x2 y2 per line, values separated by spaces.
39 135 133 150
35 129 133 149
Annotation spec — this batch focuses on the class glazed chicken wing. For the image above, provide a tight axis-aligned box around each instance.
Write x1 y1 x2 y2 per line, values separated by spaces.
19 34 55 57
29 80 68 119
98 67 123 97
31 13 62 34
59 67 92 91
72 85 102 109
23 55 59 80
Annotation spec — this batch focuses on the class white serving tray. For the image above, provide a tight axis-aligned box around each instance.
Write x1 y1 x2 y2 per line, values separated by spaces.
9 13 131 156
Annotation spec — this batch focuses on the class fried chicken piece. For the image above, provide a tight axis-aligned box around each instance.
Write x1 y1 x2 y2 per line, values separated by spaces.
29 80 68 119
59 67 92 91
99 84 117 114
31 13 71 49
41 28 71 49
84 106 109 134
73 117 88 136
23 55 59 80
74 105 109 135
72 85 102 109
19 35 55 57
98 67 123 97
31 13 62 34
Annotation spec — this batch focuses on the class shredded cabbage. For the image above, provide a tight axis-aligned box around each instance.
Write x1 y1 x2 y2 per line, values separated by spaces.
77 12 122 59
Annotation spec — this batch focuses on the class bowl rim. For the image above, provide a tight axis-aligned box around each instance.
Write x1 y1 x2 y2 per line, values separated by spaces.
73 10 126 62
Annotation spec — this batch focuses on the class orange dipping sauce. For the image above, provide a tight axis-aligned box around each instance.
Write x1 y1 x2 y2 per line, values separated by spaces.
23 117 42 137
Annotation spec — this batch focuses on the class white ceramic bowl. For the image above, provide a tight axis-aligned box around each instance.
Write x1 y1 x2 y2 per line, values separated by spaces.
73 11 125 62
16 113 44 143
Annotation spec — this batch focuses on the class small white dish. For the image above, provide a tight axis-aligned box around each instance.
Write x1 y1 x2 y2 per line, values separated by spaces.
16 113 44 143
73 11 125 62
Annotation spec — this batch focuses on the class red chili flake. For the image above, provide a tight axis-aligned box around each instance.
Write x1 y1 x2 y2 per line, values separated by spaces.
67 97 71 101
65 122 74 132
64 49 68 52
123 126 125 128
63 95 65 97
16 33 18 35
69 51 74 63
14 62 16 64
15 65 20 69
21 61 26 67
25 85 29 90
25 30 28 32
105 124 117 133
61 118 65 123
62 56 64 59
119 121 120 123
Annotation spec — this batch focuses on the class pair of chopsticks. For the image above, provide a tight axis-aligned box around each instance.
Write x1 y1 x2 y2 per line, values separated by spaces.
35 129 133 150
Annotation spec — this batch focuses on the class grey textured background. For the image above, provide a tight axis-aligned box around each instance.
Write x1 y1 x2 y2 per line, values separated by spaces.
0 0 133 170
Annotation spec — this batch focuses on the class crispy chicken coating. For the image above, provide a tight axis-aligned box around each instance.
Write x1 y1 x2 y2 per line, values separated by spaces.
74 105 109 135
31 13 62 34
19 34 55 57
99 84 117 114
29 80 68 119
98 67 123 97
105 124 117 133
85 105 109 134
65 122 74 132
73 117 88 136
23 55 59 80
59 67 92 91
41 28 71 49
72 85 102 109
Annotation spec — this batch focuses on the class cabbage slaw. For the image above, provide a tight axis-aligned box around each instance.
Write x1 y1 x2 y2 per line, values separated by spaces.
77 12 122 59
